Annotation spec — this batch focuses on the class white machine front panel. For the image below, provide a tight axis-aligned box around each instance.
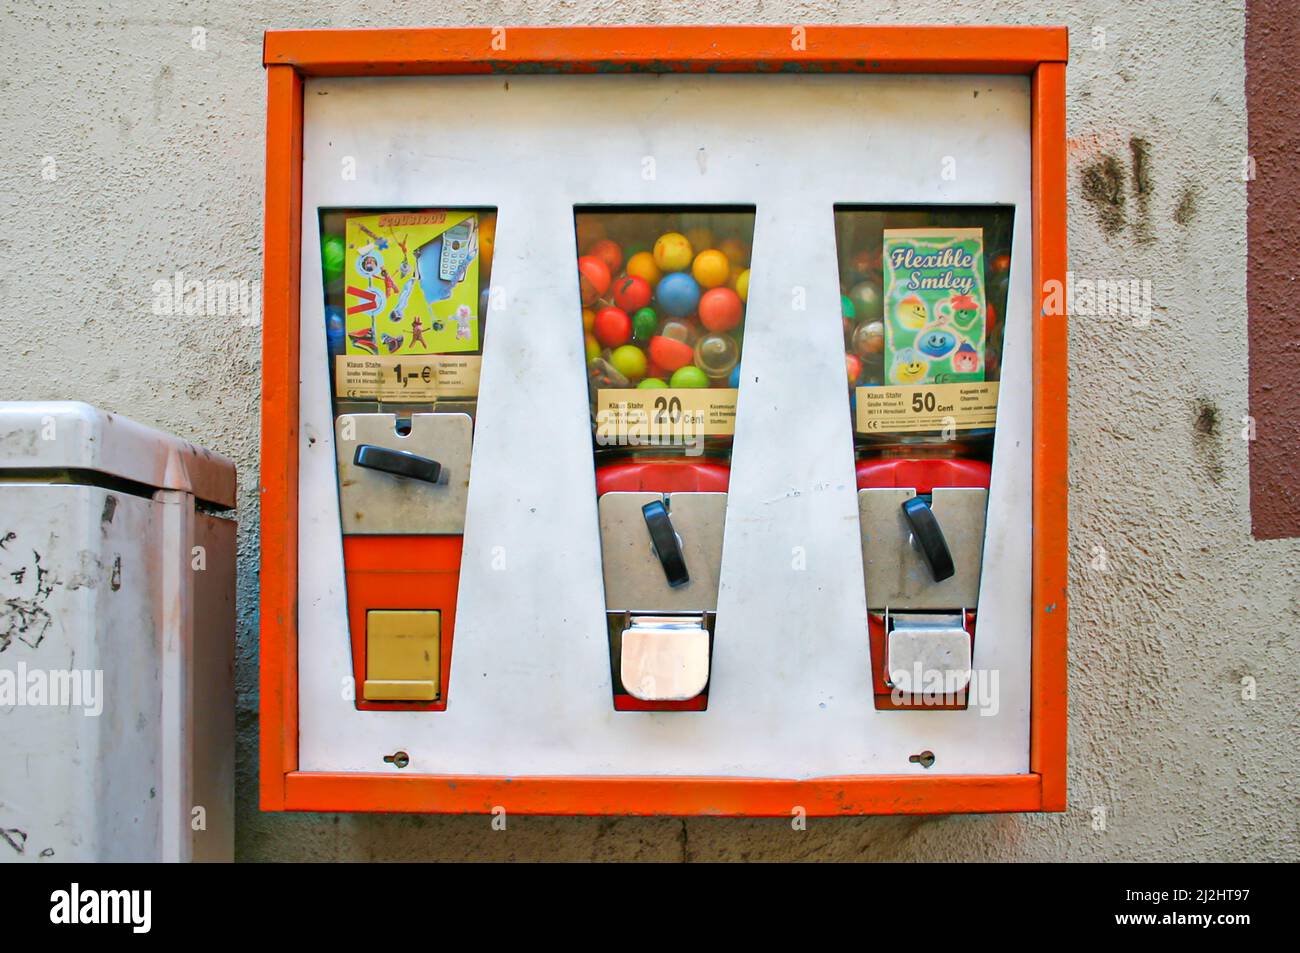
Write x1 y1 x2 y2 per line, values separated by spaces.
297 74 1033 777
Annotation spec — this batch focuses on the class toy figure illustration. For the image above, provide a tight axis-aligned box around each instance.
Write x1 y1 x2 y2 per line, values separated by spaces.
356 249 383 280
896 293 929 330
343 211 481 359
409 316 429 350
454 304 473 341
917 328 957 359
392 232 412 278
348 327 378 354
952 341 981 374
390 274 418 323
890 348 929 384
949 293 981 332
357 223 389 251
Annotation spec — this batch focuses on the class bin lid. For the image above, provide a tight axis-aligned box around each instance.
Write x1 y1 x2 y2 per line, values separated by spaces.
0 401 236 509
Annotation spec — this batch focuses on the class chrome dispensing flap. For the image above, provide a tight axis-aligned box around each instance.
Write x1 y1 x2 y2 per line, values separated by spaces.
599 492 726 612
619 615 711 702
335 413 472 535
885 613 973 694
859 487 988 610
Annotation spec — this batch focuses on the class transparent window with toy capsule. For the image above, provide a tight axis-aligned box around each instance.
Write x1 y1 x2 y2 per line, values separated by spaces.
318 207 498 430
834 205 1014 464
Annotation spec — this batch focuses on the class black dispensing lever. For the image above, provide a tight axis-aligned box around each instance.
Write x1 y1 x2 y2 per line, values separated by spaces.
900 496 956 582
353 444 443 485
642 499 690 589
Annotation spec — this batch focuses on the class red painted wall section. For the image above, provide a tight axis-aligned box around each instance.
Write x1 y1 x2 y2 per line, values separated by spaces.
1246 0 1300 539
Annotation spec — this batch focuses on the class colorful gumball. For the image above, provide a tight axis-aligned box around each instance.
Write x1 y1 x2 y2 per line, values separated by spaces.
735 269 750 302
575 217 606 251
841 294 856 321
656 272 701 317
718 238 749 267
848 281 881 320
587 238 623 275
479 216 497 270
851 248 880 276
846 353 863 386
578 256 612 306
612 274 653 312
698 287 743 332
657 318 696 345
694 333 739 379
321 234 345 283
632 306 658 342
325 305 345 355
638 377 667 389
609 344 647 381
685 227 714 254
728 364 742 389
990 252 1012 274
585 333 601 362
589 358 628 389
851 320 885 356
670 365 710 388
582 308 595 332
593 306 632 347
653 232 694 273
692 249 731 289
626 251 662 286
649 334 695 373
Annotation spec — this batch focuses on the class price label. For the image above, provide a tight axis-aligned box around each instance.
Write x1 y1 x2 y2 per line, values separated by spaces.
856 382 999 434
335 355 481 400
596 388 738 443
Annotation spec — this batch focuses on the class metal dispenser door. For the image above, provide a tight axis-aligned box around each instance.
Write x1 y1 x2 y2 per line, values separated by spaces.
335 412 471 708
320 205 496 712
834 205 1014 712
576 206 756 711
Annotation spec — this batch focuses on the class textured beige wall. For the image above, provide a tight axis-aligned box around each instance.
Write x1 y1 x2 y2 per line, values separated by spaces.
2 1 1294 861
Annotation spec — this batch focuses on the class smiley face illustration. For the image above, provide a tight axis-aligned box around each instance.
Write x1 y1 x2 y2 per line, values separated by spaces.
896 294 929 330
890 347 930 384
951 341 981 374
949 294 981 331
917 328 957 359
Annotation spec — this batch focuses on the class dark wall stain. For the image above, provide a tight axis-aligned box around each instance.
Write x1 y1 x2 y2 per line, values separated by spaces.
1193 398 1225 483
1081 154 1127 235
1129 136 1154 242
1174 184 1198 226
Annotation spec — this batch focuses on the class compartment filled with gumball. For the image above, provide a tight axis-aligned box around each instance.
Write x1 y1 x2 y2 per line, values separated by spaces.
575 208 756 462
317 208 497 422
833 206 1014 461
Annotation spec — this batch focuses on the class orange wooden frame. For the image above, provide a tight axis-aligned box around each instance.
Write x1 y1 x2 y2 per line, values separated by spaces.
260 25 1069 816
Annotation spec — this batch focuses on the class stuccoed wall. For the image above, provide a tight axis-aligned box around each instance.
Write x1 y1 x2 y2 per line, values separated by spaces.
2 1 1293 861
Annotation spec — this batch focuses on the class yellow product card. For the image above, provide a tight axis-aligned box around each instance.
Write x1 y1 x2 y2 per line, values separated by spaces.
596 388 738 444
856 382 999 434
335 355 482 401
344 210 480 356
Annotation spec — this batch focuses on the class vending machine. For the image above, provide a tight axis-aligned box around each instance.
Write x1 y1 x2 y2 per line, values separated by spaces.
259 25 1069 815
